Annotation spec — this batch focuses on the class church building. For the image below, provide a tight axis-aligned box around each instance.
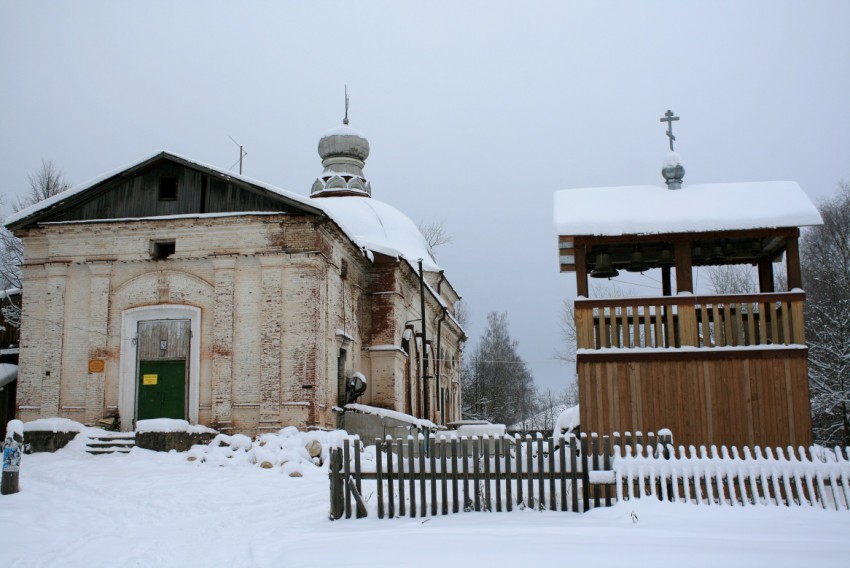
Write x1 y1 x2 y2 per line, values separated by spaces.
6 120 465 435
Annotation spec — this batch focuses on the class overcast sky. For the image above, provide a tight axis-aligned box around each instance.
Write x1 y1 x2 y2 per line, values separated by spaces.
2 1 848 393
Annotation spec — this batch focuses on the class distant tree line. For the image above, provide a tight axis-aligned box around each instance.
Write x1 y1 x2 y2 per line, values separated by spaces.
802 180 850 447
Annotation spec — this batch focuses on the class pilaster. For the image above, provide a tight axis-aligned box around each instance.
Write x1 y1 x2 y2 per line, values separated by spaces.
258 255 285 427
42 262 69 417
85 262 112 423
211 256 236 429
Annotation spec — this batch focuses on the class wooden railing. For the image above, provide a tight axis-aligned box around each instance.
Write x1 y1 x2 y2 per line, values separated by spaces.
575 292 806 351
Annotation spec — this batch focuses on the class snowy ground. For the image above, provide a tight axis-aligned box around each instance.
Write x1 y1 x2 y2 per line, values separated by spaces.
2 434 849 568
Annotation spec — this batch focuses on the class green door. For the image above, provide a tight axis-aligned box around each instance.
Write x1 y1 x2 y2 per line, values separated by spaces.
137 360 186 420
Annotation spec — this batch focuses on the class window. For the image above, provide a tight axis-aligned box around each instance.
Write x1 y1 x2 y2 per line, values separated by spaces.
159 176 178 200
151 240 176 260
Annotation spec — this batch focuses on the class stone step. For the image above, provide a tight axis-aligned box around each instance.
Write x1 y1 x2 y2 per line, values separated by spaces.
85 432 137 455
86 447 132 454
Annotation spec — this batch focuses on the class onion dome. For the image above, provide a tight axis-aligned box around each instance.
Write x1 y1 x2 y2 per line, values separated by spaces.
662 151 685 190
311 124 372 197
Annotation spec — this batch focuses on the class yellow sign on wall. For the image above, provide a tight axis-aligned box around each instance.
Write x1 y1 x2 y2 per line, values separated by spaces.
142 374 158 386
88 360 105 373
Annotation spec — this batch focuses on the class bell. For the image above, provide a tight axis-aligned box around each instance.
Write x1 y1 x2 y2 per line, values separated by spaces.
750 239 762 255
711 243 725 262
724 241 736 257
590 252 619 278
656 247 674 268
692 245 704 261
626 247 649 272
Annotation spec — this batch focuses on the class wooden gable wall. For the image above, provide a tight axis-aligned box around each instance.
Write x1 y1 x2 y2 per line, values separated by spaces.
36 158 310 224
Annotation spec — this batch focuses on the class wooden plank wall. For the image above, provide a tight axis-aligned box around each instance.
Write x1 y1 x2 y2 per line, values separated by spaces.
578 351 813 449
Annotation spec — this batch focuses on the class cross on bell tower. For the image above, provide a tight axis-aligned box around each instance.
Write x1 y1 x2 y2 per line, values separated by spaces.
660 109 679 151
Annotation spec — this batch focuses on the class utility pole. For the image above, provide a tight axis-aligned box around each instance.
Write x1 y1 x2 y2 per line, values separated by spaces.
418 259 429 420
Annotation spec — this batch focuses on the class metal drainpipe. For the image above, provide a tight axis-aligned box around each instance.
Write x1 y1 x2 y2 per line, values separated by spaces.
436 306 447 425
418 259 429 420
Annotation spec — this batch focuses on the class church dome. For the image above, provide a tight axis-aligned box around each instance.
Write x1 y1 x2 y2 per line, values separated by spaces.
318 125 370 162
311 122 372 197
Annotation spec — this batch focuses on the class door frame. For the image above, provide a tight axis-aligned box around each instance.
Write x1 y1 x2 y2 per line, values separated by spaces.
119 305 201 431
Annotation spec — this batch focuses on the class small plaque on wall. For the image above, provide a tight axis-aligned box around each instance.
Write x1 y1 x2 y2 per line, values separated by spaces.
143 374 158 386
88 360 105 373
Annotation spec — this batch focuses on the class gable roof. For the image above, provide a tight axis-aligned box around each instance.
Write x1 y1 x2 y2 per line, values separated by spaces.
4 151 443 273
553 181 823 237
4 151 324 230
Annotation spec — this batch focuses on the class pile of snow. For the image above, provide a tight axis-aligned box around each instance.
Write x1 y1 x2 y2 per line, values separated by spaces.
453 423 506 438
135 418 217 434
5 419 23 439
344 403 439 430
554 405 580 435
511 404 572 431
186 426 351 477
23 417 84 433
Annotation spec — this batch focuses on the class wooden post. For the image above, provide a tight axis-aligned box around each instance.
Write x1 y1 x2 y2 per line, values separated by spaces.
396 439 405 517
548 437 556 511
559 436 567 511
661 266 672 297
758 259 775 293
462 437 471 511
348 477 368 518
430 435 437 516
408 437 416 517
785 234 802 290
674 241 693 294
580 433 590 512
376 439 384 519
504 436 513 512
419 436 427 517
451 438 459 513
343 440 352 519
441 438 448 515
329 447 344 520
575 244 589 298
570 436 578 512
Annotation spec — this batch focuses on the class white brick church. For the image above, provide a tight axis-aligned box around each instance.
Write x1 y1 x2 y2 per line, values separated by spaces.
5 121 465 435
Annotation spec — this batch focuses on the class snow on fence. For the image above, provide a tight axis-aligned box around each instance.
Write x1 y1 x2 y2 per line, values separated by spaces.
329 432 850 519
616 443 850 510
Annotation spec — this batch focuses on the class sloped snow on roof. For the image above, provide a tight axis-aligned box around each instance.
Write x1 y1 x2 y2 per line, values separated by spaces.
553 181 822 236
4 151 320 228
315 196 439 272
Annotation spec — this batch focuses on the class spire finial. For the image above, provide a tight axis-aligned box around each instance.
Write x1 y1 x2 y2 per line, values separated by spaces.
659 109 679 151
343 85 350 125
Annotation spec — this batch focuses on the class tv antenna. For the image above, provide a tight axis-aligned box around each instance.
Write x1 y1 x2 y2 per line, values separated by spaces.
228 135 248 174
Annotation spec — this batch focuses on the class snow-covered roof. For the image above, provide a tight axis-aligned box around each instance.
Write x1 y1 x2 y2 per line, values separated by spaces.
4 151 441 273
553 181 822 237
315 196 439 272
4 150 322 228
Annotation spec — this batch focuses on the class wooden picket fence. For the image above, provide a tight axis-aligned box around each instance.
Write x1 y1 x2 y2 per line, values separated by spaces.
329 431 669 520
329 431 850 519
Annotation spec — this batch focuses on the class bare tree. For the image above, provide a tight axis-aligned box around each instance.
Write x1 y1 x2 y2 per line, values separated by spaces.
554 281 636 364
418 220 454 257
14 159 72 212
1 160 72 327
705 265 757 295
453 298 470 329
801 179 850 447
